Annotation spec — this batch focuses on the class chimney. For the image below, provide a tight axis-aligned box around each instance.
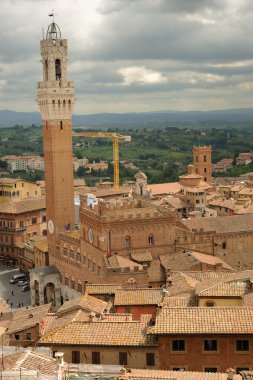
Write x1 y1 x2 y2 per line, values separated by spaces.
226 368 235 380
89 312 95 322
166 275 172 287
54 352 64 366
162 288 169 300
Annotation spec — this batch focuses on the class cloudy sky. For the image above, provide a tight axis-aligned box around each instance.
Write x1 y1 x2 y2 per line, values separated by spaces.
0 0 253 114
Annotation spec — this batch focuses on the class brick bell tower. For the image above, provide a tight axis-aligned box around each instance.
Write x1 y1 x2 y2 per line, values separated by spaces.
37 19 75 257
193 145 212 184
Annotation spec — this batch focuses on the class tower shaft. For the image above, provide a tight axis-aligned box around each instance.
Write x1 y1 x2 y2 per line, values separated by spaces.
37 24 75 250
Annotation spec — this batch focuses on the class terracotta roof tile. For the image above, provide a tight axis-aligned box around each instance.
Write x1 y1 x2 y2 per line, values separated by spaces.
194 270 253 295
0 196 45 214
147 182 182 196
182 271 234 282
148 259 166 283
148 307 253 334
33 239 48 252
114 289 163 306
101 313 133 322
108 255 143 270
131 251 153 263
162 296 191 307
159 250 234 273
181 213 253 234
120 368 242 380
7 304 51 334
243 293 253 306
0 350 59 374
39 320 157 346
167 272 197 297
196 281 248 297
57 294 109 315
85 284 122 295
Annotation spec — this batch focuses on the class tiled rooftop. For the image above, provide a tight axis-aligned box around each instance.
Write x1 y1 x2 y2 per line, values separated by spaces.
0 196 45 214
194 270 253 295
114 288 163 306
184 271 244 282
196 281 248 297
108 255 143 270
159 251 233 272
7 304 51 334
167 272 199 297
131 251 153 263
162 295 191 307
85 284 122 295
148 258 166 283
57 294 109 315
120 368 242 380
0 350 59 374
39 319 157 346
147 182 182 196
181 213 253 234
148 307 253 335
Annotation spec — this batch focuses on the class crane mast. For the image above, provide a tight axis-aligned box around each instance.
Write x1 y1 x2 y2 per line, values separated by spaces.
72 131 131 189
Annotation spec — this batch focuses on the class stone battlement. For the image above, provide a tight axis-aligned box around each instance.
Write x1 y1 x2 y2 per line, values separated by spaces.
106 264 148 274
80 195 175 222
193 145 212 151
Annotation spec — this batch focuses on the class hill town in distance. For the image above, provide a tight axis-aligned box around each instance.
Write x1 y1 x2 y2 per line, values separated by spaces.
1 14 253 380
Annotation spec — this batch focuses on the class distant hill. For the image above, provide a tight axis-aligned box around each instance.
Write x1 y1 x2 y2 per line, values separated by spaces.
0 108 252 128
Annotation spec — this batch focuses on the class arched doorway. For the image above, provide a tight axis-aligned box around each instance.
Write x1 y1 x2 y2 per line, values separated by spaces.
44 282 56 305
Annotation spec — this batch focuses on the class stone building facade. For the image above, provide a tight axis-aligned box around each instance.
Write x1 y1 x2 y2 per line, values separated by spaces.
175 214 253 269
0 197 46 265
0 178 41 204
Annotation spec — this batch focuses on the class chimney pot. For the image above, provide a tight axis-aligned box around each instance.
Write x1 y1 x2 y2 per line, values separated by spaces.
226 368 235 380
54 352 64 366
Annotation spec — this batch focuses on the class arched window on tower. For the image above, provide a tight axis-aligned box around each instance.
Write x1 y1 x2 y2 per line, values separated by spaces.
148 234 154 246
55 59 61 80
125 236 131 249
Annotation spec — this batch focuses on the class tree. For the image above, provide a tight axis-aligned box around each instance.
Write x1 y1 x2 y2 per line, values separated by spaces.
0 160 8 170
76 166 86 177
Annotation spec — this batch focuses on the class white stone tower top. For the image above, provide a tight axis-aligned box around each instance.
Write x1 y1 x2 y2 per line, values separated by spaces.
37 18 75 121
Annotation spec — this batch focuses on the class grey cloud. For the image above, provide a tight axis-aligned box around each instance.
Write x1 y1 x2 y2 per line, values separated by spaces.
0 0 252 113
98 0 226 15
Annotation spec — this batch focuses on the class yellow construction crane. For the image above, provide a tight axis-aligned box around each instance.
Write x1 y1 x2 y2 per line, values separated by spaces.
72 132 131 189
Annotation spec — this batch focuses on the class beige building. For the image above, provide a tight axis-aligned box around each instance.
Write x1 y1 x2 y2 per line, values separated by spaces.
0 178 41 204
2 155 44 172
0 196 46 265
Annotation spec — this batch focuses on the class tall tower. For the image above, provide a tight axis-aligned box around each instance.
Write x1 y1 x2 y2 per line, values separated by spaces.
193 145 212 184
37 20 75 254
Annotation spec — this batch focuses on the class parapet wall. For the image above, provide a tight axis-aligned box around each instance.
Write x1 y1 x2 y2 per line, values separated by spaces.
80 196 176 222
